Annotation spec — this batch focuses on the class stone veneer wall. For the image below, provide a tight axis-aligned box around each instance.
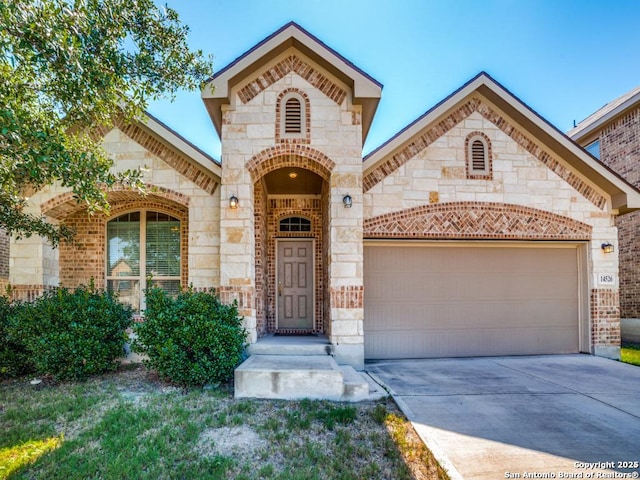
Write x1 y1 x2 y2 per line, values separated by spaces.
365 100 621 357
220 49 365 366
9 126 221 303
598 106 640 319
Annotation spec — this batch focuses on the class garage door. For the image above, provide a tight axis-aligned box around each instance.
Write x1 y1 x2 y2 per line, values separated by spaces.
364 244 580 359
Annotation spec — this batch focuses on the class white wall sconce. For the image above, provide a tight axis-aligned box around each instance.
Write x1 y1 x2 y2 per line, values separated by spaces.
229 194 239 209
343 194 352 208
601 242 614 254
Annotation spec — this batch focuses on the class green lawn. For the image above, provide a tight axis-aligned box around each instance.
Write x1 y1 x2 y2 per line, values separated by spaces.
621 343 640 366
0 365 448 480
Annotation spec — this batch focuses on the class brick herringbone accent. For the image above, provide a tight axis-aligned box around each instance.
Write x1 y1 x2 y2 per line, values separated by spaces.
246 145 335 181
364 202 592 240
237 55 347 105
363 98 607 210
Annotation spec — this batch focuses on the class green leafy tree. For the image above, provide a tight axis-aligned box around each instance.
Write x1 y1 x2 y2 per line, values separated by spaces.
0 0 213 246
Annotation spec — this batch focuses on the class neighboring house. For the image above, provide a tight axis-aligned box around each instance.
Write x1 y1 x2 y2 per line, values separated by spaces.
568 86 640 324
8 23 640 370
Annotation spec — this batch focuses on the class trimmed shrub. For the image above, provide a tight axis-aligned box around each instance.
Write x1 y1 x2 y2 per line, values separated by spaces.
8 285 133 380
133 287 247 386
0 295 34 378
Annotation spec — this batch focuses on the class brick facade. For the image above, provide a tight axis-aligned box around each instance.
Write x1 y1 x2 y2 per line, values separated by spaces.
0 228 8 283
601 107 640 319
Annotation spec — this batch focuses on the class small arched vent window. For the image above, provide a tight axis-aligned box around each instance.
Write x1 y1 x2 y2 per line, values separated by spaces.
279 217 311 233
471 139 487 171
278 91 308 141
285 97 302 134
466 132 492 179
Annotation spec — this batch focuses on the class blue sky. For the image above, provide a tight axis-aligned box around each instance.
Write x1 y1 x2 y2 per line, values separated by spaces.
149 0 640 160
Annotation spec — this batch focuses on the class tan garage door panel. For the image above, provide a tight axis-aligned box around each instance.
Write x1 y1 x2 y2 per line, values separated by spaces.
364 245 580 359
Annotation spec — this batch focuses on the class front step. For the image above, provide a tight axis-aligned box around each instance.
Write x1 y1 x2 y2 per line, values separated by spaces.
234 354 377 402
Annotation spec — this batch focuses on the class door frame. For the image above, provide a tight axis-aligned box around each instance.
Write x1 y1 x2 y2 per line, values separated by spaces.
275 238 316 330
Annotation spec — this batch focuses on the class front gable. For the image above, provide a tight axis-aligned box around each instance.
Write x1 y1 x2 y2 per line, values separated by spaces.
203 22 382 145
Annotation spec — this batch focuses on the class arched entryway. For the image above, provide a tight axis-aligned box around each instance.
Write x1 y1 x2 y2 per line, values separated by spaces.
254 164 330 336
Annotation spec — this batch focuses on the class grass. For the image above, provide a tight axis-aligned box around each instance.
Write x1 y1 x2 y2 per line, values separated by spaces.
621 342 640 366
0 365 449 480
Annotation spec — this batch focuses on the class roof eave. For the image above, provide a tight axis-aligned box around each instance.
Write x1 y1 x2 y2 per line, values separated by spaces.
141 113 222 179
568 90 640 142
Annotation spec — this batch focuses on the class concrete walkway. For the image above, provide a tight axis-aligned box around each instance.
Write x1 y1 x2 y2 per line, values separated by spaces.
367 355 640 480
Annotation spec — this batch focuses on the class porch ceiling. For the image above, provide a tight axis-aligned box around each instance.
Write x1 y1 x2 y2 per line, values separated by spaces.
263 167 323 195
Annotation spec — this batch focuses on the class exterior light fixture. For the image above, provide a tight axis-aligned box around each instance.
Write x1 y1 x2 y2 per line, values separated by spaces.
229 194 239 209
601 243 614 254
343 194 352 208
288 171 298 179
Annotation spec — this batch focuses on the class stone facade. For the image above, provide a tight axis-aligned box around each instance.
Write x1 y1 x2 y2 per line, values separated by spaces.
364 98 623 358
7 24 639 367
217 46 366 366
9 125 221 303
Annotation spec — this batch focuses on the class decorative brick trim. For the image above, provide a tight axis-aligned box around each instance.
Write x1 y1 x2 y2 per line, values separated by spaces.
237 55 347 105
218 285 254 316
117 122 219 195
465 131 493 180
0 228 8 280
42 184 190 220
330 285 364 309
590 288 621 346
275 88 311 144
7 284 55 303
58 197 189 293
246 145 335 182
364 202 592 240
363 98 607 210
363 99 478 191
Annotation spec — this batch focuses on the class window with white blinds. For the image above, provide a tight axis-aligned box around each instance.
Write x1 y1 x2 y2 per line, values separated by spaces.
107 211 181 312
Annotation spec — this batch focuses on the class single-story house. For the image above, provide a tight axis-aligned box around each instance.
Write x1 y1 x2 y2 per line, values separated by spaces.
9 22 640 370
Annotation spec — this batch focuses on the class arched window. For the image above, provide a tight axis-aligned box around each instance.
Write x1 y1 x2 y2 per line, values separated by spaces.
106 211 181 312
279 216 311 232
465 132 492 179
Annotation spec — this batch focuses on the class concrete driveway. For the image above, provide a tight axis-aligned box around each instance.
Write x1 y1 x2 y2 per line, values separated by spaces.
367 355 640 480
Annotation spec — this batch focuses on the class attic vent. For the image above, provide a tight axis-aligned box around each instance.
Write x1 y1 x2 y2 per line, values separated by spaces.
285 98 302 133
471 140 486 171
465 132 492 179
